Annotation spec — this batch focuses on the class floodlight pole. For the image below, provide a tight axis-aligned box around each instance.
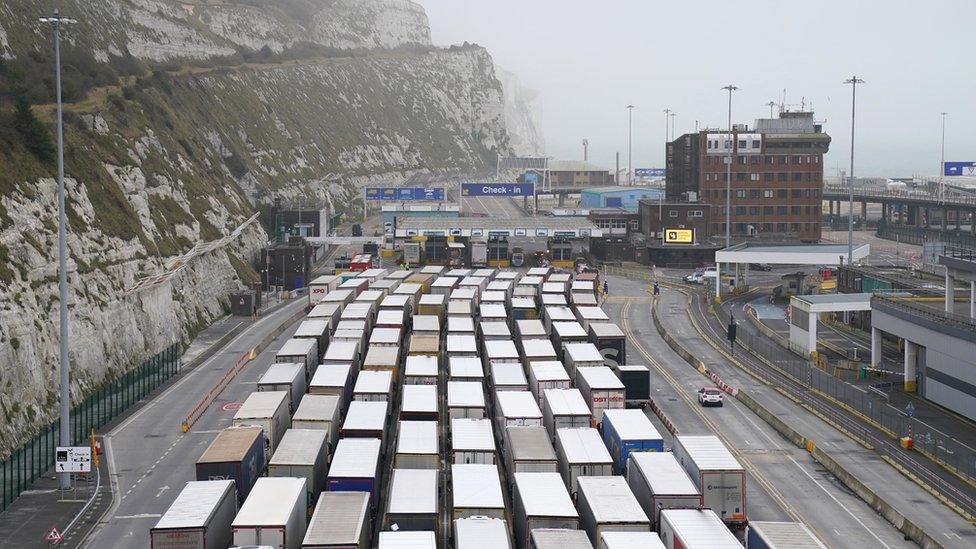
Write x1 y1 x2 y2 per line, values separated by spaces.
844 75 865 265
721 85 738 248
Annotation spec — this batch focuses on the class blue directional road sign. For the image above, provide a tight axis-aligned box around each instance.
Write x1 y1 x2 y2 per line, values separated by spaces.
635 168 666 178
461 182 535 197
365 187 445 201
944 162 976 176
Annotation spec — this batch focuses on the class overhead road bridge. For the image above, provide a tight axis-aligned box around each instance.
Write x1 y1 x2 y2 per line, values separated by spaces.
713 242 870 299
823 184 976 233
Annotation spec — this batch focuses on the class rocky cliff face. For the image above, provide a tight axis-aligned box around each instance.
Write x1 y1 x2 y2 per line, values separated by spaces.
497 67 545 156
0 1 539 452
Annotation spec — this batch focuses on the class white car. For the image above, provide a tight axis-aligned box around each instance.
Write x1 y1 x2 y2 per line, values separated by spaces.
683 267 717 284
698 387 724 407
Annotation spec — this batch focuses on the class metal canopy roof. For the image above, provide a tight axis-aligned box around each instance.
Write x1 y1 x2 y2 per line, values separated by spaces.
395 216 601 238
715 242 870 265
791 292 873 313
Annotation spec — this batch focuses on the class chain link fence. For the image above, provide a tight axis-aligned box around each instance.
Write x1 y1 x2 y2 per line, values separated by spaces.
0 344 181 512
715 304 976 480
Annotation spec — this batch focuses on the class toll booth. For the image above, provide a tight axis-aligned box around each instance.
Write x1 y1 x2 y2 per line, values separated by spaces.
548 237 580 269
488 236 510 268
423 236 449 265
447 241 466 267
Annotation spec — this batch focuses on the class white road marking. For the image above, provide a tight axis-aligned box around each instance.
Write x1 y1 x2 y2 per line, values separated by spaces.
786 454 891 548
112 514 161 520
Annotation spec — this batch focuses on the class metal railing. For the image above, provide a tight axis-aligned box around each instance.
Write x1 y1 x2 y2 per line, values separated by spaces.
0 344 180 512
824 184 976 207
872 293 976 332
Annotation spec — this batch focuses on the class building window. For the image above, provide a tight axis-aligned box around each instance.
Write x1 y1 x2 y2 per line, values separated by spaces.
707 140 712 149
750 173 760 181
777 173 788 182
777 206 788 215
778 189 787 198
794 155 802 163
749 206 760 215
814 156 820 164
791 206 801 215
669 210 678 218
792 173 803 182
689 210 703 217
752 140 761 148
750 156 761 164
764 173 774 181
738 140 747 148
792 189 802 197
764 156 773 164
735 206 747 215
735 190 746 198
777 223 787 232
611 219 627 229
763 190 773 198
763 206 774 214
750 189 760 198
738 156 747 165
736 173 747 181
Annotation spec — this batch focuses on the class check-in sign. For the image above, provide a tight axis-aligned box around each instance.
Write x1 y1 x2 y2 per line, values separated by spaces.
664 228 694 244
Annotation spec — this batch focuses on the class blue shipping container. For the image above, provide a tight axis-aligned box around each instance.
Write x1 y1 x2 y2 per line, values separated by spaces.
601 410 664 474
195 427 266 504
327 477 378 508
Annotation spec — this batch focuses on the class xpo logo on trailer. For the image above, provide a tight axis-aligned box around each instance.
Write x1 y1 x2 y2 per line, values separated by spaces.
461 183 535 197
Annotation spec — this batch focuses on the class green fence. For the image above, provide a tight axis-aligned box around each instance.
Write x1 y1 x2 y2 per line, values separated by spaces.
0 344 180 512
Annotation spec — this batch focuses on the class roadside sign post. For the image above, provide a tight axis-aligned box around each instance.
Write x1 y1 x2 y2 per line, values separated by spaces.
45 525 63 546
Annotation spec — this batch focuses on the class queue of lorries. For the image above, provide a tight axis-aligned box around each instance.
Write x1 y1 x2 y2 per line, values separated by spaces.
149 264 826 549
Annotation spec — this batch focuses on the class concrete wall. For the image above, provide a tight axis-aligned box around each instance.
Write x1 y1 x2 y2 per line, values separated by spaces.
873 306 976 421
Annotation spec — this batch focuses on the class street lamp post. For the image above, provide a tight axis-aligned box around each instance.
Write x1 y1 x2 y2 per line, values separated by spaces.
39 8 77 491
939 112 947 204
626 105 635 185
669 112 676 141
663 108 672 145
843 75 865 265
721 85 738 248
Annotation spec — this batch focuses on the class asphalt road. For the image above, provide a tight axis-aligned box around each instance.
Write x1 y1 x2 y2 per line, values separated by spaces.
604 276 919 548
81 298 308 549
461 195 530 218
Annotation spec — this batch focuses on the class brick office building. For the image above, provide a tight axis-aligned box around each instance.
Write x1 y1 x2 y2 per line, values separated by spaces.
666 111 830 242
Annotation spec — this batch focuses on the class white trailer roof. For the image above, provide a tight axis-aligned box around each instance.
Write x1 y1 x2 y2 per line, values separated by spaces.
600 532 666 549
448 300 473 316
154 480 234 530
310 363 351 388
496 391 542 419
485 340 519 360
576 306 610 322
258 362 304 386
454 517 511 549
277 337 316 358
480 303 507 318
308 301 342 319
355 289 384 303
449 356 484 379
578 476 648 524
495 270 519 281
492 362 528 387
451 287 478 301
588 322 624 338
446 268 472 277
370 327 401 345
450 418 494 451
520 275 544 285
541 282 566 293
394 283 423 296
523 339 557 359
233 477 306 526
541 293 568 306
545 306 576 322
370 279 400 292
342 401 389 432
564 342 603 362
549 273 571 283
659 509 741 547
529 361 569 382
432 276 460 289
402 384 438 414
480 321 511 338
329 437 382 478
364 345 399 367
387 270 413 281
571 280 595 292
324 340 359 362
513 472 578 518
459 276 487 288
530 529 591 549
675 435 744 471
747 521 827 549
376 310 405 326
333 329 365 343
552 321 587 338
397 420 438 455
516 319 547 338
294 319 329 338
543 388 590 416
417 293 444 305
405 355 438 377
235 391 287 420
354 370 393 394
335 320 367 332
311 274 341 285
511 297 537 309
293 394 340 423
381 294 411 308
448 316 476 333
270 429 327 466
421 265 444 275
304 492 370 546
481 291 507 304
388 468 438 514
487 280 512 292
452 464 504 509
379 531 437 549
447 334 478 353
576 367 625 390
339 278 369 290
413 315 440 333
556 428 612 465
473 268 496 278
448 381 485 408
630 452 700 496
602 409 663 441
506 426 556 461
321 289 354 303
358 268 389 279
571 293 599 306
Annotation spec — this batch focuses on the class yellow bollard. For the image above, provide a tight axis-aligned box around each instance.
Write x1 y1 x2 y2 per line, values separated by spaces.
180 420 190 433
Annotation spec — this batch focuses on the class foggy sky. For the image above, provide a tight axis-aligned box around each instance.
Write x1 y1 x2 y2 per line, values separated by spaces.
419 0 973 178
